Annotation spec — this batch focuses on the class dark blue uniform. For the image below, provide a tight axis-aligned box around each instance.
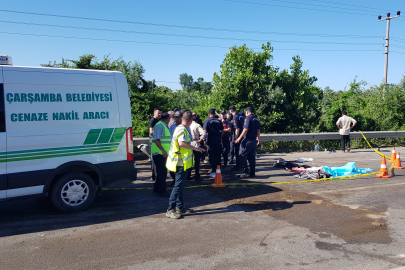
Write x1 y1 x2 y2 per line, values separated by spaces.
221 118 231 166
203 117 224 172
228 119 235 163
239 114 260 176
233 112 245 169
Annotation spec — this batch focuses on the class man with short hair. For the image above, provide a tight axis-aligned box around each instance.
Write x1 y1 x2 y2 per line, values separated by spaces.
168 111 175 128
227 111 236 164
336 111 357 152
235 107 260 178
168 110 183 186
149 107 162 182
169 111 183 136
189 113 206 181
229 105 243 171
220 110 231 168
203 109 224 178
149 107 162 136
166 111 205 219
151 112 171 197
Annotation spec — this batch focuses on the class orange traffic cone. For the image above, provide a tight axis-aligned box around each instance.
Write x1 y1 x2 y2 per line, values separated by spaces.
388 147 397 163
394 152 405 169
211 165 226 188
376 156 392 178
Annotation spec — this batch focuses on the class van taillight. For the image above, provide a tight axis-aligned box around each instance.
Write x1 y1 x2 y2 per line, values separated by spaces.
126 127 134 161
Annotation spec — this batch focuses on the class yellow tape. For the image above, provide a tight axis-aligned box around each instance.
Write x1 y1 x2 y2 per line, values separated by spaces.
103 169 385 191
359 131 391 159
102 132 395 191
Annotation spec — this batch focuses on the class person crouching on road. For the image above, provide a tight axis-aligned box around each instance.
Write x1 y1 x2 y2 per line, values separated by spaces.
166 111 205 219
235 107 261 178
151 112 172 197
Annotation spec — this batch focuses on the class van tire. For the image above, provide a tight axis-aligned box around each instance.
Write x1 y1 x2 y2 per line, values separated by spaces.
50 172 96 212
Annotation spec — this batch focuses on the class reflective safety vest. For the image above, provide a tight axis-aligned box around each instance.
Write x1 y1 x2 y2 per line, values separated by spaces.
151 121 171 155
166 125 194 172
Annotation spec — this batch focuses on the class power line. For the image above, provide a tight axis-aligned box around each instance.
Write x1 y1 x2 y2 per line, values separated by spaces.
302 0 383 12
0 20 381 46
391 44 405 50
229 0 376 14
223 0 375 16
391 37 405 43
0 31 384 52
0 9 382 38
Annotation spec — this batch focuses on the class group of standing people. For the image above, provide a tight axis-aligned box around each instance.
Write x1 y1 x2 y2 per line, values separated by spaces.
203 106 260 178
149 106 261 219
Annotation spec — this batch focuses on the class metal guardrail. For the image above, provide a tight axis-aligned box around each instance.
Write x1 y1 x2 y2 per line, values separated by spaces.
134 131 405 145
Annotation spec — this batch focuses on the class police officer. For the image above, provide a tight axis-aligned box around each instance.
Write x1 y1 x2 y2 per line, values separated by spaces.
229 106 243 171
227 111 235 164
220 110 231 168
151 112 172 196
235 107 260 178
203 108 224 178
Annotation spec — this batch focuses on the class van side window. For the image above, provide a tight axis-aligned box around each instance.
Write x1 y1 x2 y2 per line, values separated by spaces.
0 84 5 132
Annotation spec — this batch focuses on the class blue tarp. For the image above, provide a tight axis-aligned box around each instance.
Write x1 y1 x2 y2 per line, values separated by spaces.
323 162 373 178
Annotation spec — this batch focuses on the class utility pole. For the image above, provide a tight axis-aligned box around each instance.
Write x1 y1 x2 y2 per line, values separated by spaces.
378 11 400 85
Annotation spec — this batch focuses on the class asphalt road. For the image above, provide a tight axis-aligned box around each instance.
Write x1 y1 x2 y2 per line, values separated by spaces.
1 147 405 270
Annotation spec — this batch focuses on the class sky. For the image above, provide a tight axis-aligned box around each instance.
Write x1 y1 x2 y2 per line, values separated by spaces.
1 0 404 91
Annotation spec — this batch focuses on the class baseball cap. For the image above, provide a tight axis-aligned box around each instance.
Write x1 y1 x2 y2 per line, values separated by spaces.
221 110 227 114
246 107 252 112
173 107 180 112
208 108 216 115
174 111 183 117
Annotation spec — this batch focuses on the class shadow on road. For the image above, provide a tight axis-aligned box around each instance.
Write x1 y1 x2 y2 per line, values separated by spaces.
0 156 307 238
0 181 288 238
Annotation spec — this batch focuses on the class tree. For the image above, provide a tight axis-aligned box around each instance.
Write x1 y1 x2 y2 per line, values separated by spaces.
210 43 285 132
273 56 322 133
179 73 194 92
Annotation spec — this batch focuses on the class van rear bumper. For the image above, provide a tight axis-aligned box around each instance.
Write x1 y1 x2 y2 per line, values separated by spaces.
97 160 137 187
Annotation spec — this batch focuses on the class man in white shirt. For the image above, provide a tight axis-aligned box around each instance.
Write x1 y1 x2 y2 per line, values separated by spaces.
336 111 357 152
188 113 206 181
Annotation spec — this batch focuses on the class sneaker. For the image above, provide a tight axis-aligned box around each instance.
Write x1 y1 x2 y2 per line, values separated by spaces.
209 172 216 178
166 209 181 219
347 148 350 152
176 207 194 215
203 160 209 164
240 173 250 178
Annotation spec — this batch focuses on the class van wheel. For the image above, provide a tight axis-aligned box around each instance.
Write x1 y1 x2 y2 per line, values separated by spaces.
50 172 96 212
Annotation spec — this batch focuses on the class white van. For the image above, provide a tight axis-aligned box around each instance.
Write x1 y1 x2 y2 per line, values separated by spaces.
0 55 137 212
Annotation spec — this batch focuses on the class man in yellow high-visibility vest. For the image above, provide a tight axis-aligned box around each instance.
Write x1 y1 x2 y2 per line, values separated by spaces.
151 112 172 197
166 111 205 219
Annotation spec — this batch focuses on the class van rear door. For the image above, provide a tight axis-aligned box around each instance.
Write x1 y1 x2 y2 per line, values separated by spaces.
0 68 7 199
